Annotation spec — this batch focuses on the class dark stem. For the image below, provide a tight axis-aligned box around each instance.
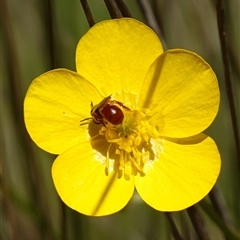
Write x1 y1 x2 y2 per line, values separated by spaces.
44 0 56 69
114 0 132 17
1 174 18 240
60 200 67 239
209 186 233 229
187 205 210 240
165 213 183 240
103 0 122 18
2 0 51 238
43 0 68 238
216 0 240 165
79 0 95 27
136 0 167 50
199 200 240 240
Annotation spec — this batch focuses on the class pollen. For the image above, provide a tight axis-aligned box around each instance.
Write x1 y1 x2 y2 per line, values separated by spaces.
100 107 162 178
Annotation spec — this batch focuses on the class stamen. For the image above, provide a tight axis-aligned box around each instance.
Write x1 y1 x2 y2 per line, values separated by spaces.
89 92 163 177
102 106 162 176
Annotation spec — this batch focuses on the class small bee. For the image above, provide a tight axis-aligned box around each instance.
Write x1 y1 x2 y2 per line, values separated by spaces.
81 95 130 126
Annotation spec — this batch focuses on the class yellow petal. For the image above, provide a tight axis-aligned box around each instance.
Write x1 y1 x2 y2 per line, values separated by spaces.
52 141 135 216
76 18 163 96
140 49 220 138
24 69 103 154
135 134 221 211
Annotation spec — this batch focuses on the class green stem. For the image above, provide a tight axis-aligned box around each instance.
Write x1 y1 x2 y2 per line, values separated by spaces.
137 0 167 50
2 0 52 238
216 0 240 166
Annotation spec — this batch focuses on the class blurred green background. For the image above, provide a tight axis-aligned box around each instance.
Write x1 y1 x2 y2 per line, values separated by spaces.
2 0 239 239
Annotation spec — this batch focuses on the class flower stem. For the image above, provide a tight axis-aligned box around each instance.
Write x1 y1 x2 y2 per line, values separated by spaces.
199 200 240 240
43 1 68 237
2 0 52 237
136 0 167 50
44 0 57 68
103 0 123 18
165 213 183 240
216 0 240 166
187 205 210 240
114 0 132 17
79 0 95 27
209 186 233 229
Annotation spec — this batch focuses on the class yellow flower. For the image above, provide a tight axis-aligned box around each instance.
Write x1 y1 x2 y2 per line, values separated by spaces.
24 18 221 216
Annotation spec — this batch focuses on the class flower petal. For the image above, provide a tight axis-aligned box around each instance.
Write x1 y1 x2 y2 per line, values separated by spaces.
134 134 221 211
52 141 135 216
76 18 163 96
24 69 103 154
140 49 220 138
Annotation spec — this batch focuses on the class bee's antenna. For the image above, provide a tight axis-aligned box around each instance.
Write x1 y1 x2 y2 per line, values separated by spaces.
80 117 92 126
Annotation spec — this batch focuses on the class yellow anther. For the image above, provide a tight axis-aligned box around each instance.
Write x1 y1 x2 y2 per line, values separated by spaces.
102 105 161 176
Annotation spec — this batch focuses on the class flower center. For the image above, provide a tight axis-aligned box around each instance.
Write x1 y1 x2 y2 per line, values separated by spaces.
95 93 162 178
